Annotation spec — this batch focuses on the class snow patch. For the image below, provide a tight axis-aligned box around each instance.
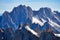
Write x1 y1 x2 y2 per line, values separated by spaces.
32 17 46 26
54 15 60 22
54 33 60 37
47 17 60 32
25 25 39 37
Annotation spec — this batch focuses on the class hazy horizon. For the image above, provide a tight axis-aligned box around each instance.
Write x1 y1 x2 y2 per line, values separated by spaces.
0 0 60 15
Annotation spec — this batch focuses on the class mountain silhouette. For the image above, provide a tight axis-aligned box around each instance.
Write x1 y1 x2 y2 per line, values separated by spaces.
0 5 60 34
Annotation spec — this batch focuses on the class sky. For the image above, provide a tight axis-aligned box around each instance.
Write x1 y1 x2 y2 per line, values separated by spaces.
0 0 60 15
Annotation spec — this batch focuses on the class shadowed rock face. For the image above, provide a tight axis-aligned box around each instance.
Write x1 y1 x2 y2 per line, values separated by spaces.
0 23 60 40
14 25 39 40
0 5 33 30
0 16 2 22
0 5 60 33
39 32 60 40
0 5 60 40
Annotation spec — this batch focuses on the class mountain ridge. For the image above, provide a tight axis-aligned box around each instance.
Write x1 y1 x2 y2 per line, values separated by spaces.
0 5 60 34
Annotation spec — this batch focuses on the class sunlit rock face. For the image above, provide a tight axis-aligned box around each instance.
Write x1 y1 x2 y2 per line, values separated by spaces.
0 5 60 34
0 5 33 30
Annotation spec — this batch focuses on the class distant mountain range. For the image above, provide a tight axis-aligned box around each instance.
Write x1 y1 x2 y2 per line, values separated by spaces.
0 5 60 34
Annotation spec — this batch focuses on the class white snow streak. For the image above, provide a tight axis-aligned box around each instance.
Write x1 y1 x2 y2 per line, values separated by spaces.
32 17 46 26
47 17 60 32
54 33 60 37
25 25 39 37
54 15 60 22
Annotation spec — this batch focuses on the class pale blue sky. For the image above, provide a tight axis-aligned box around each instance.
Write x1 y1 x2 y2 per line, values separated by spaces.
0 0 60 15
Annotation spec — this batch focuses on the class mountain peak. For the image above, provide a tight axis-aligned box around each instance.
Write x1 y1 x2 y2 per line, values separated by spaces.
39 7 52 12
0 5 60 34
3 11 9 16
3 11 9 14
18 5 26 7
54 11 60 14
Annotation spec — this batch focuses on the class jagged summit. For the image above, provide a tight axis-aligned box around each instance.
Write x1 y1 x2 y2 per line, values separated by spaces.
39 7 52 12
0 5 60 34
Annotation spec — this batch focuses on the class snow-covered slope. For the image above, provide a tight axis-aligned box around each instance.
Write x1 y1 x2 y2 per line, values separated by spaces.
32 16 60 33
25 25 39 37
47 17 60 32
0 5 60 35
32 17 46 26
54 33 60 37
